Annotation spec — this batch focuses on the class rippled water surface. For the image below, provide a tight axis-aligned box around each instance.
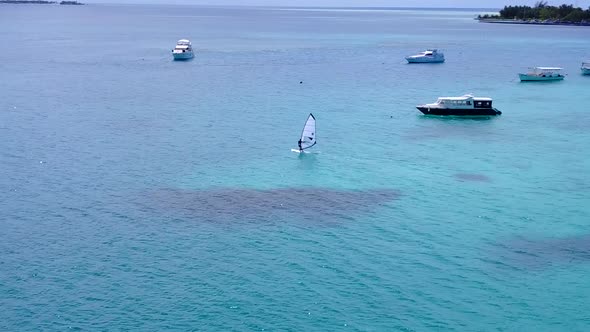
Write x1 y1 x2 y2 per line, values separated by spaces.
1 4 590 330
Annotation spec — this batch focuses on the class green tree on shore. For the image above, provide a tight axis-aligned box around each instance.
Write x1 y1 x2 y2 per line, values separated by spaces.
481 2 590 22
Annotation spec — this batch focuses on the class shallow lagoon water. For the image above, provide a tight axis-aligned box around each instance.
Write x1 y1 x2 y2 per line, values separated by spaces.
1 4 590 330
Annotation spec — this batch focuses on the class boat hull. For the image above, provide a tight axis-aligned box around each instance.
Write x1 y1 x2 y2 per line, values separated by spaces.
417 107 501 116
406 57 444 63
173 51 194 60
519 73 564 81
582 68 590 75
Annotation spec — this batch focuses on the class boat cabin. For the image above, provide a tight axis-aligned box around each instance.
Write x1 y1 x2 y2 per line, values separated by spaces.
529 67 564 77
473 98 493 108
434 95 492 109
173 39 193 53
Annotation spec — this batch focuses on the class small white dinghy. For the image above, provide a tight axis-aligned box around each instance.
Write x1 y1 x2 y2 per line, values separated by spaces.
292 113 316 153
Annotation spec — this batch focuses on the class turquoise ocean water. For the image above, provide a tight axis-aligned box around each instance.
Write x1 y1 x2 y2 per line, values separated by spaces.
1 4 590 330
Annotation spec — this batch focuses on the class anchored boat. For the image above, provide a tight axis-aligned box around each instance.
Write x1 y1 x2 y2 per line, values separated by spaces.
406 49 445 63
416 94 501 116
519 67 564 81
172 39 194 60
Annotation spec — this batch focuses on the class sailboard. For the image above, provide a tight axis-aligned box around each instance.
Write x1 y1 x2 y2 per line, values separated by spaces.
292 113 316 153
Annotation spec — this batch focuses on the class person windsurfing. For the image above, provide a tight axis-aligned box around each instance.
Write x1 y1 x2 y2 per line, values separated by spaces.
293 113 315 153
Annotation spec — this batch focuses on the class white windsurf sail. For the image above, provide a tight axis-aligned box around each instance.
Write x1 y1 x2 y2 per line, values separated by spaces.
297 113 316 151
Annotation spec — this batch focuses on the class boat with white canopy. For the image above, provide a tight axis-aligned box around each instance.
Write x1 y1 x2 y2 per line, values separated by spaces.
582 62 590 75
519 67 564 81
416 94 501 116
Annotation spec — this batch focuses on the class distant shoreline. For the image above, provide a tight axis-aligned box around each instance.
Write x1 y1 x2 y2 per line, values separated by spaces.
0 3 497 10
0 0 84 4
477 18 590 26
477 4 590 27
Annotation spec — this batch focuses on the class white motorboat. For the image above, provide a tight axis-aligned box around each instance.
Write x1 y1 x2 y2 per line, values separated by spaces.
172 39 194 60
406 49 445 63
416 94 501 116
582 62 590 75
519 67 564 81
